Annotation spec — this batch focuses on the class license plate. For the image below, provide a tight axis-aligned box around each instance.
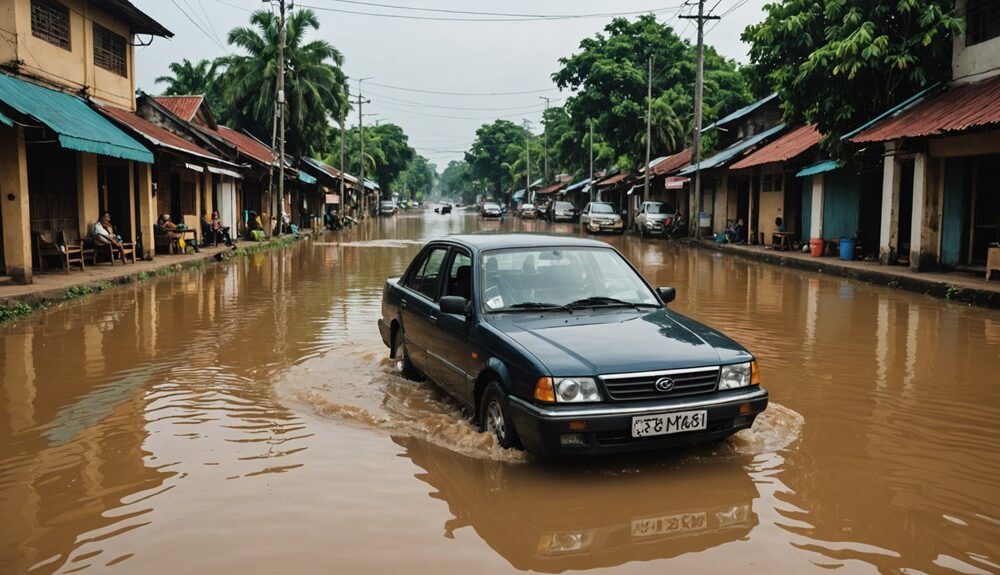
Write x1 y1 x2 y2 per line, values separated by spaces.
631 512 708 539
631 410 707 438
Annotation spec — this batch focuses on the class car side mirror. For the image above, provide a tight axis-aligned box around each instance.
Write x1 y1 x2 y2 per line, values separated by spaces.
657 287 676 305
440 295 470 316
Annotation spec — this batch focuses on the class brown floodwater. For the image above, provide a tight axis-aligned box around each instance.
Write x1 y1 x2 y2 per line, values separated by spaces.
1 210 999 575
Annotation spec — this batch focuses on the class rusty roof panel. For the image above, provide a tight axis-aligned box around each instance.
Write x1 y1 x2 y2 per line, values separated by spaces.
852 75 1000 143
730 125 821 169
99 104 221 162
154 96 205 123
651 148 692 176
216 126 276 167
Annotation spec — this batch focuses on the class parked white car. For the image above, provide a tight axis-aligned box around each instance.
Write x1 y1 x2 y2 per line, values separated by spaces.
579 202 624 234
633 201 676 237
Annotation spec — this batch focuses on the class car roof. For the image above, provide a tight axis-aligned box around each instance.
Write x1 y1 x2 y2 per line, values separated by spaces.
432 233 610 251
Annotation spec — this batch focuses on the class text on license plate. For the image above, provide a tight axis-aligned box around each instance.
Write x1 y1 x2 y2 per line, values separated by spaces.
631 410 707 438
631 512 708 539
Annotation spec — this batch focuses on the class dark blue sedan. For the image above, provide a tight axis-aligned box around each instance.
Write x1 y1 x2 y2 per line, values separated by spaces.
378 234 768 455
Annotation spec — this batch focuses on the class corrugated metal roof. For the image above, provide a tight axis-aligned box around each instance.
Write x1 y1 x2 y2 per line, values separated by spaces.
0 73 153 163
536 182 566 195
852 76 1000 142
216 126 276 167
564 178 591 192
91 0 172 37
796 160 840 178
702 94 777 132
298 171 317 185
678 124 786 175
730 125 821 169
0 108 11 127
155 96 205 123
651 148 692 176
595 172 629 187
99 104 220 162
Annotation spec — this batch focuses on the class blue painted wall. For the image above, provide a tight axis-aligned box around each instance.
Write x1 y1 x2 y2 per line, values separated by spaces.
941 157 966 266
801 175 812 242
822 168 862 239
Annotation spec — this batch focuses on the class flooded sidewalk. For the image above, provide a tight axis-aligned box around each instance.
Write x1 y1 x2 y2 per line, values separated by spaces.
686 238 1000 308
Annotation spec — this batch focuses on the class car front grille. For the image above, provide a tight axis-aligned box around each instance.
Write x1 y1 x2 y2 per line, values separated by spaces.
599 367 719 401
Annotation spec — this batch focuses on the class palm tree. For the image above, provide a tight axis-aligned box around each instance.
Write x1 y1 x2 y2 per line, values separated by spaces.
155 58 220 95
223 9 349 158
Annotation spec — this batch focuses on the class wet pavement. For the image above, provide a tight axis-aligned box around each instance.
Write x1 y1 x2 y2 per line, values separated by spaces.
1 209 999 574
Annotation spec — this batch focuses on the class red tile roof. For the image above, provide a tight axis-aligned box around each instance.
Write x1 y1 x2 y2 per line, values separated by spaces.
596 172 628 187
853 75 1000 143
536 182 565 195
730 125 821 169
154 96 205 123
98 104 221 161
650 148 692 176
216 126 276 167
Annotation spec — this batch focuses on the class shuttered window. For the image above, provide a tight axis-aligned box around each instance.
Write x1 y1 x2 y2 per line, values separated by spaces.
93 23 126 77
967 0 1000 46
31 0 71 50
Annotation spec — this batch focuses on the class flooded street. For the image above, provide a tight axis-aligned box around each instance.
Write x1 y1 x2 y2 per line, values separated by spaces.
2 210 999 575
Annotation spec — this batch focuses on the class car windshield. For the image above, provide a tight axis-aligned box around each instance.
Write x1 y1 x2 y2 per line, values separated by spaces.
521 203 535 209
554 202 573 210
480 247 659 312
591 203 615 214
645 203 671 214
483 203 499 209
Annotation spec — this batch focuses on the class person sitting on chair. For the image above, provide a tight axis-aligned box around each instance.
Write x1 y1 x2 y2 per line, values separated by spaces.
92 213 127 261
775 216 786 233
211 210 234 247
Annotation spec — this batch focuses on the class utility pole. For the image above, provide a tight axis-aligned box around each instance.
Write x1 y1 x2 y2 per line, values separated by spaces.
275 0 287 237
523 119 532 203
680 0 719 236
643 54 653 205
589 119 594 203
356 77 372 218
339 114 345 213
539 96 550 185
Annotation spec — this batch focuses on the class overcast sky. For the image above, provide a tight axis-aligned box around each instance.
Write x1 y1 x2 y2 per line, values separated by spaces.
134 0 768 171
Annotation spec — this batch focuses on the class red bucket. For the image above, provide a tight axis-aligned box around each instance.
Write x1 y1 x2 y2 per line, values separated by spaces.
809 238 824 257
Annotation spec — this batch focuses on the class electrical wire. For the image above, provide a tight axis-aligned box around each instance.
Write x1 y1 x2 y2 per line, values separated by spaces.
169 0 227 49
296 3 682 22
353 90 565 111
364 82 558 97
369 100 547 120
307 0 686 19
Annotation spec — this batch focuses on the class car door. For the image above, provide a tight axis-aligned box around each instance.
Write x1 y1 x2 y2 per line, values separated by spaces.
580 203 591 228
399 245 449 377
432 248 477 405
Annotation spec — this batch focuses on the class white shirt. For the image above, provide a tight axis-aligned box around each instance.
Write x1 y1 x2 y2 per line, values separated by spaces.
92 222 110 239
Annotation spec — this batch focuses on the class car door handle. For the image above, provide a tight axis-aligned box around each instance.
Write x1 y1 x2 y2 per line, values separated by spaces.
400 299 408 309
429 315 438 324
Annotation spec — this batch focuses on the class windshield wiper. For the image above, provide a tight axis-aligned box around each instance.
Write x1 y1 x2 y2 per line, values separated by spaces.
500 301 566 312
564 297 658 309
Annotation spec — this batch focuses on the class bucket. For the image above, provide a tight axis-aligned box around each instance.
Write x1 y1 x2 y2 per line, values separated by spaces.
839 238 855 261
809 238 824 257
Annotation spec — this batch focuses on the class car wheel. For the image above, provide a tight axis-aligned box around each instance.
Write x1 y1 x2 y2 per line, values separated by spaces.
480 382 521 450
393 328 420 380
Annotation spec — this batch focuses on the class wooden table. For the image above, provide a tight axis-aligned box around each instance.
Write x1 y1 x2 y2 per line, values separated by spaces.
987 246 1000 281
771 232 794 251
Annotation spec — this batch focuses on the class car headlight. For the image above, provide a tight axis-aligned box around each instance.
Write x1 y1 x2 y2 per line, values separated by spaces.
719 362 753 390
554 377 601 402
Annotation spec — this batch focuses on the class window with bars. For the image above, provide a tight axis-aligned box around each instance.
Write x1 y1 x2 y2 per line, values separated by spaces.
966 0 1000 46
93 23 126 77
762 173 784 193
31 0 71 50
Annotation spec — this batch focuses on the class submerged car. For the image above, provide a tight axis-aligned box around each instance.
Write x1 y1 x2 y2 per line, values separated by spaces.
481 202 502 219
634 201 675 237
518 203 537 219
378 234 768 455
549 201 577 223
580 202 624 234
435 203 453 214
379 200 398 216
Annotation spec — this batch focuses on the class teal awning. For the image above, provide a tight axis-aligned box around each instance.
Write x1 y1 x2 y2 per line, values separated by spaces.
0 73 152 163
678 123 786 175
702 93 777 133
298 171 317 184
0 109 11 127
796 160 840 178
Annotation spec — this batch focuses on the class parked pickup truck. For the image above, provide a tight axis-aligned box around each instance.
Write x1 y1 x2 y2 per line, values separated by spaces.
378 233 767 455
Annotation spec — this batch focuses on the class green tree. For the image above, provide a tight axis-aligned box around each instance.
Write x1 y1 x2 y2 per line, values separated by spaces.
743 0 964 154
327 123 415 195
464 120 531 196
398 155 436 201
155 58 226 119
223 9 348 158
438 160 473 203
553 15 750 169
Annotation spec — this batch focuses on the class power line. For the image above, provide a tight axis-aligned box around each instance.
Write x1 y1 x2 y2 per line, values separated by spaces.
369 100 547 120
357 90 565 111
296 3 682 22
169 0 227 49
308 0 686 19
365 81 558 97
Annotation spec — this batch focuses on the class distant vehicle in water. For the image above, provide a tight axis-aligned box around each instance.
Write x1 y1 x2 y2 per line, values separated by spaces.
435 203 453 215
518 203 537 219
378 234 768 455
379 200 398 216
579 202 624 234
633 201 676 237
480 202 502 219
548 201 577 223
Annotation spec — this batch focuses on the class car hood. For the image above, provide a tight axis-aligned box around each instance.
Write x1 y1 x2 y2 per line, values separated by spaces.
645 213 670 222
489 309 752 375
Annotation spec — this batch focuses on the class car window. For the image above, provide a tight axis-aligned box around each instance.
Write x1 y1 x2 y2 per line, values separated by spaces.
592 203 614 214
405 246 448 300
445 251 473 300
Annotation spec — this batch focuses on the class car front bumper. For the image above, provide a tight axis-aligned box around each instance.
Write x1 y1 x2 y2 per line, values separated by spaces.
508 387 768 455
588 220 623 232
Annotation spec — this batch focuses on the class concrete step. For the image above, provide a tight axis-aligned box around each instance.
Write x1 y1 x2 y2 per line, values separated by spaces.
0 275 13 286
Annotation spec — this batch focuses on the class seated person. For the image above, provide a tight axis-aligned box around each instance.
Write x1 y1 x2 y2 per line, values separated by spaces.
245 211 266 242
157 213 178 232
775 217 786 233
726 218 744 243
92 212 128 260
204 210 234 247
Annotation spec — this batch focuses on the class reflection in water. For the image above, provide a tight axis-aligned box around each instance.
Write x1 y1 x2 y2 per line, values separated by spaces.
0 210 998 574
398 436 758 573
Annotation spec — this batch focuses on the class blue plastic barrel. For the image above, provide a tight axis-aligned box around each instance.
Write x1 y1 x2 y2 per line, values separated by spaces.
839 238 854 261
